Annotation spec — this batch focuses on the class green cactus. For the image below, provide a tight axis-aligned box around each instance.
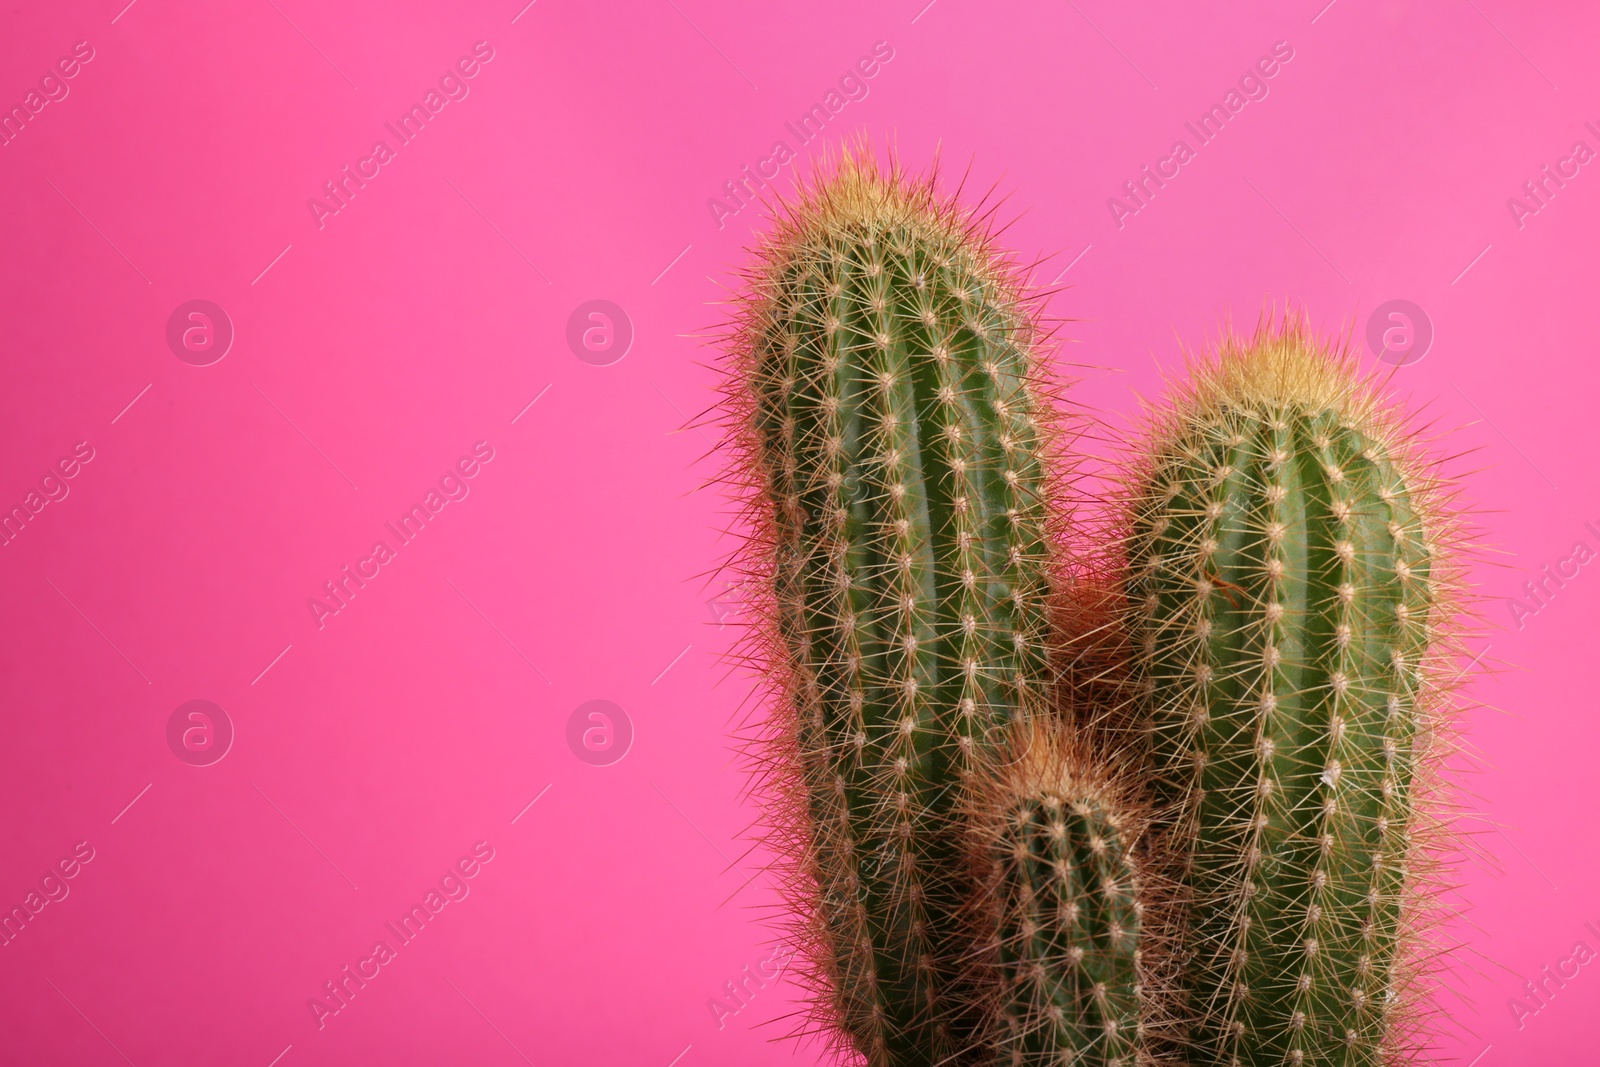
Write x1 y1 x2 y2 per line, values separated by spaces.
1124 318 1456 1065
724 149 1059 1066
969 726 1149 1067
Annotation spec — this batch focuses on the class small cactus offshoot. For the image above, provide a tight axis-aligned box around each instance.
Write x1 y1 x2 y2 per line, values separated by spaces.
967 724 1155 1067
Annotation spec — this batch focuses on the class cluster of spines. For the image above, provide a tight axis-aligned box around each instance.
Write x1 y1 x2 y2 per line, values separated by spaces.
1122 317 1467 1066
724 147 1063 1065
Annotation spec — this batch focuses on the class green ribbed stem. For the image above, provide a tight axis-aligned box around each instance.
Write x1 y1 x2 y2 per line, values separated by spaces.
1130 398 1431 1066
748 190 1053 1066
989 789 1142 1067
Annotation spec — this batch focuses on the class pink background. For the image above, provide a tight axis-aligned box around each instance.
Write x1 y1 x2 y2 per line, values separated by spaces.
0 1 1595 1063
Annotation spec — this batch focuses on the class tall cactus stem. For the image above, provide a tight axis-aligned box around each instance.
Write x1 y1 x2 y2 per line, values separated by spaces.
1123 313 1470 1066
720 146 1066 1066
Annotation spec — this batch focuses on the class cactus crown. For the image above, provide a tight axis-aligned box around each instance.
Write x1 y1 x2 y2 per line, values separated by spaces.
743 149 1018 299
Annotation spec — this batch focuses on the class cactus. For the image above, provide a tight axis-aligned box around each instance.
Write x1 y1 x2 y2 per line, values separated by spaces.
1123 317 1461 1065
722 148 1060 1066
967 724 1151 1067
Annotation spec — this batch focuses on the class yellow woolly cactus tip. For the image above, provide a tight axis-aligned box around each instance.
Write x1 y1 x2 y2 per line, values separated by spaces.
743 142 1030 329
1156 313 1399 447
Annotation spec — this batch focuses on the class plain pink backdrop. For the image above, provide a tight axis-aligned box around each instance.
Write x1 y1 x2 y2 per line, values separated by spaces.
0 1 1595 1063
